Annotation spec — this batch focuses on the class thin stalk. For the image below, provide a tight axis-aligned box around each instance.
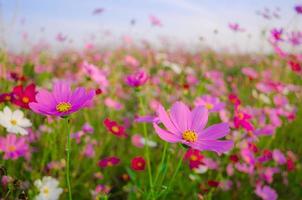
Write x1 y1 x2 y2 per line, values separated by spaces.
137 90 154 199
161 150 184 199
64 117 72 200
154 142 168 184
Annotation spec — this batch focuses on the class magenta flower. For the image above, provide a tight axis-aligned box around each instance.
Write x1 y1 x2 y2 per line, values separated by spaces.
0 134 29 160
270 28 283 43
255 185 278 200
29 81 95 117
228 22 245 32
295 5 302 14
98 156 120 168
194 95 225 112
153 102 233 154
272 149 287 165
125 70 148 87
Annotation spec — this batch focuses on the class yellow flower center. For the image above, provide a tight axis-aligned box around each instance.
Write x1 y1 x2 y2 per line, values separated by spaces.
190 155 198 161
111 126 119 133
43 187 49 194
22 97 29 103
8 145 16 152
56 102 72 112
182 130 197 142
10 119 17 125
205 103 214 110
4 96 11 101
238 112 244 120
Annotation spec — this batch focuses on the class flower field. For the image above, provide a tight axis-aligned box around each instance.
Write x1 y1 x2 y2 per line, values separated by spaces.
0 2 302 200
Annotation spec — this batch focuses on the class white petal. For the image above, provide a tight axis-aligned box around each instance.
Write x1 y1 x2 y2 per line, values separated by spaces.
18 118 32 127
12 110 24 120
3 107 12 117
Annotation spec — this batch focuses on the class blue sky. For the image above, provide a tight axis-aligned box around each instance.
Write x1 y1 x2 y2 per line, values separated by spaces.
0 0 301 53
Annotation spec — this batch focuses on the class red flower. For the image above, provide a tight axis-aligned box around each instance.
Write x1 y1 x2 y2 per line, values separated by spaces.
0 93 13 103
286 158 295 171
184 148 204 169
98 156 120 168
12 83 36 109
131 156 146 171
104 118 127 138
288 60 301 72
229 154 239 163
229 93 241 107
207 180 220 188
95 88 102 95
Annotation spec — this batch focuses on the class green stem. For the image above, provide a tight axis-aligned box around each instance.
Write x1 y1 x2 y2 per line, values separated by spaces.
64 117 72 200
161 150 184 199
137 90 154 199
154 142 168 184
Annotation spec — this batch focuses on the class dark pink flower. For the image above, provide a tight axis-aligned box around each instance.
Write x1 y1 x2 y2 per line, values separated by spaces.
98 156 120 168
131 156 146 171
294 5 302 14
29 81 95 117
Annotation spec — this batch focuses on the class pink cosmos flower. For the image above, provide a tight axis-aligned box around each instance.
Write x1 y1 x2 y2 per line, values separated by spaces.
29 81 95 117
153 102 233 154
56 33 67 42
104 98 123 110
81 61 109 91
273 149 287 165
124 55 140 68
82 123 94 133
0 134 29 160
125 70 148 87
242 67 258 80
194 95 225 112
287 31 302 46
131 134 144 148
255 185 277 200
149 15 162 27
228 23 245 32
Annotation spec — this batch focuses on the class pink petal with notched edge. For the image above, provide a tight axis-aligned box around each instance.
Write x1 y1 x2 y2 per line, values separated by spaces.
53 81 71 102
191 106 208 133
170 101 191 132
191 140 234 154
198 122 230 140
35 90 57 107
153 123 181 143
156 104 181 135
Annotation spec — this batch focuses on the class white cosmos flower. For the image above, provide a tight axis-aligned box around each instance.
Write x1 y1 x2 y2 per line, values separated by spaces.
0 106 31 135
34 176 63 200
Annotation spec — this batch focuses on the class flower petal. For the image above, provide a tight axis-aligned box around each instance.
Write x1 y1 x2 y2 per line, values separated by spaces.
191 106 208 133
191 140 234 154
170 101 191 132
153 123 181 143
199 122 230 140
157 104 181 135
